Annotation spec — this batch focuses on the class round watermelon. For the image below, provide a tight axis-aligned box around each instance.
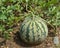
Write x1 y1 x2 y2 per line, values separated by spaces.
19 16 48 44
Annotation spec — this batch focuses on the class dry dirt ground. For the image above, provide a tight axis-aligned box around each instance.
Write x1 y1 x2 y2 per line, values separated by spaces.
0 24 60 48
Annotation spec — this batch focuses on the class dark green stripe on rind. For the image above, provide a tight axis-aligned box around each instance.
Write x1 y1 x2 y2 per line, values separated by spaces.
35 22 39 42
20 21 31 42
20 20 28 34
20 23 25 34
32 22 35 42
20 20 30 34
25 22 31 42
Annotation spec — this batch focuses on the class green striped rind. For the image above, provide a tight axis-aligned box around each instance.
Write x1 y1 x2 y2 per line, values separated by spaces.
20 16 48 44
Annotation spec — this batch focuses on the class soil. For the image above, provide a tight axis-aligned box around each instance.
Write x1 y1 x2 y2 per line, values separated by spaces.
0 23 60 48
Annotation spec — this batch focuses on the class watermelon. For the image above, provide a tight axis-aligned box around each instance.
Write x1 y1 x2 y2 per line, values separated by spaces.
19 15 48 44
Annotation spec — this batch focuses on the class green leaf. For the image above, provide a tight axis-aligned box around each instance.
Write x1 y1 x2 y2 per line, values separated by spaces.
26 0 29 3
0 14 7 20
0 25 5 31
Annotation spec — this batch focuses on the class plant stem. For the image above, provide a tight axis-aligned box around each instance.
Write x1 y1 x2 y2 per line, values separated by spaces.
26 0 29 11
26 3 28 11
55 14 58 35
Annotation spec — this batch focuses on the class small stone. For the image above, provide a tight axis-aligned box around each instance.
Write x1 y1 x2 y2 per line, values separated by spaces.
53 36 59 45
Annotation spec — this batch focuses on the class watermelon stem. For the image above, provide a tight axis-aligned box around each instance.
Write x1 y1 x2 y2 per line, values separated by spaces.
28 11 35 20
31 12 35 20
55 14 58 35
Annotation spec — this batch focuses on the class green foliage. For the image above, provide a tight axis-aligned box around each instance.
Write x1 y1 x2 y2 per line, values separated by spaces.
0 0 60 39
